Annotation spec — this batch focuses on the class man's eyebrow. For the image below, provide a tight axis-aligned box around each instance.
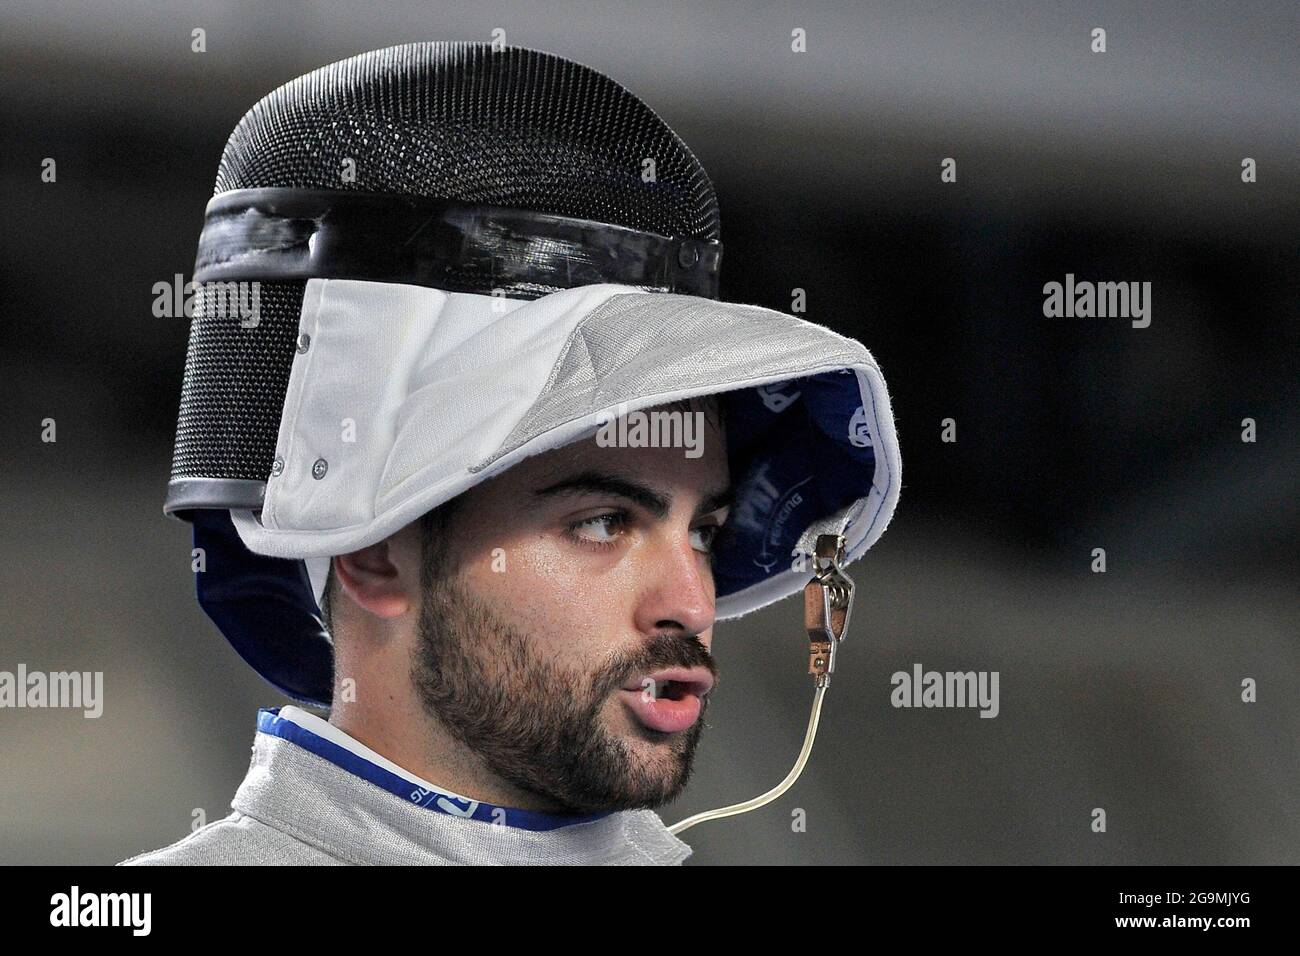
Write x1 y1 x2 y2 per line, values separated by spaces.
531 470 734 520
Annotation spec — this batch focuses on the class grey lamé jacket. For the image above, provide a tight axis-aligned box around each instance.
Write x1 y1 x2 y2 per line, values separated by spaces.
119 709 691 867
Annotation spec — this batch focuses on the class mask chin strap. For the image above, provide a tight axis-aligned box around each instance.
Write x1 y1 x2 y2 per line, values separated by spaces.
669 532 855 836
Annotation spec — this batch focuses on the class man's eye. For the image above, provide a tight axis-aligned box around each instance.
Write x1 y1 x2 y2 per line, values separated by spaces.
690 523 722 554
567 512 627 547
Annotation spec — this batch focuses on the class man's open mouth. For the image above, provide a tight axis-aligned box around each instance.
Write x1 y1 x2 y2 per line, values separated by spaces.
619 667 714 734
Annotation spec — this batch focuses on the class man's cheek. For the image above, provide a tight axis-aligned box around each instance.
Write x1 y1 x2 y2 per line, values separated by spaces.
499 535 585 578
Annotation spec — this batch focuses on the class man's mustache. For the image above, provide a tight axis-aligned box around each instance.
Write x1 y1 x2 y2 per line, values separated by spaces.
593 632 717 700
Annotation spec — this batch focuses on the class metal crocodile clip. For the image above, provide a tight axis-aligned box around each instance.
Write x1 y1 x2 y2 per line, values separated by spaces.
804 533 855 687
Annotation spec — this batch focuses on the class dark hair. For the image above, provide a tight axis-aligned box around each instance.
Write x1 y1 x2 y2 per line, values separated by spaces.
655 393 726 431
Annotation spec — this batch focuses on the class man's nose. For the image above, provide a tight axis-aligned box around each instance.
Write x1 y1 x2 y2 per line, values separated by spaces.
632 531 715 642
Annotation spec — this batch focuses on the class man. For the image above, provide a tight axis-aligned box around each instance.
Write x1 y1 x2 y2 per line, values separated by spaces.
124 41 900 865
127 396 727 864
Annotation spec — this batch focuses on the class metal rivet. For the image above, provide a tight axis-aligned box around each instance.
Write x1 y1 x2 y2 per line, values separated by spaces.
270 456 284 477
677 241 699 269
312 458 328 480
296 333 311 354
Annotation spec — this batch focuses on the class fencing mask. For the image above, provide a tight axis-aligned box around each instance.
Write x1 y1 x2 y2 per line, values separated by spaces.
165 41 901 709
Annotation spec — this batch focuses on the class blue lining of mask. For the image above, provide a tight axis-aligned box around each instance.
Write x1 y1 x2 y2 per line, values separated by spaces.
712 370 876 596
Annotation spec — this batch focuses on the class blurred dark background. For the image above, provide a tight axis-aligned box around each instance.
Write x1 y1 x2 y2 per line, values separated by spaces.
0 1 1295 864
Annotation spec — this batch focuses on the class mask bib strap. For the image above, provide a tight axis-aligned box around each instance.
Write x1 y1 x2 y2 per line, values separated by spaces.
669 532 856 836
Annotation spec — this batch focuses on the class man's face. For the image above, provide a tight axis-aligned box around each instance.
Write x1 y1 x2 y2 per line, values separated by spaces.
410 401 730 814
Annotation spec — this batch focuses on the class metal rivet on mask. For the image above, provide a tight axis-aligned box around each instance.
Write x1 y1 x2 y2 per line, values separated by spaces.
312 458 328 480
270 456 284 477
296 333 311 354
677 241 699 269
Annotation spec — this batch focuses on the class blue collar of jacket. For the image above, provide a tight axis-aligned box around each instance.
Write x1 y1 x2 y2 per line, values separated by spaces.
257 706 610 832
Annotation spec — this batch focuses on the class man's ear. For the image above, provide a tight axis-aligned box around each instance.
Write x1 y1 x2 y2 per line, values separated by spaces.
332 541 412 619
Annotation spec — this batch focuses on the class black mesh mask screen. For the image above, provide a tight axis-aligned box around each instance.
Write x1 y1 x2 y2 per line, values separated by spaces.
170 41 720 491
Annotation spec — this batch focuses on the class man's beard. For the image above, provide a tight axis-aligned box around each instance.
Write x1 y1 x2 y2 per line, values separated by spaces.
410 572 717 814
